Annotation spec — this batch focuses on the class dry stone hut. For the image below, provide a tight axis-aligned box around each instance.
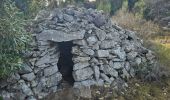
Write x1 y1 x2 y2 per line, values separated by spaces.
0 6 155 100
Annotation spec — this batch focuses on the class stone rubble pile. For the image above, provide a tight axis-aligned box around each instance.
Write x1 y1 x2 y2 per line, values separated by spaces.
0 6 155 100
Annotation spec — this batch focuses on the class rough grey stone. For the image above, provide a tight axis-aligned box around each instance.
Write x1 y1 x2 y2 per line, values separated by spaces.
135 57 142 65
100 40 117 49
0 91 15 100
146 50 155 61
96 79 104 86
73 67 94 81
44 65 58 76
19 80 33 96
110 62 124 69
92 43 100 50
95 29 106 41
32 78 46 95
73 40 87 46
21 73 36 82
7 73 20 83
86 36 98 45
0 80 8 88
96 50 109 57
46 72 62 87
124 62 130 71
73 62 90 70
93 66 100 81
82 49 95 56
127 51 138 60
121 68 130 79
63 14 74 22
35 55 50 66
111 47 126 60
19 64 33 74
102 65 118 77
93 15 106 27
38 30 85 42
26 96 37 100
73 57 91 63
90 58 99 64
100 73 112 83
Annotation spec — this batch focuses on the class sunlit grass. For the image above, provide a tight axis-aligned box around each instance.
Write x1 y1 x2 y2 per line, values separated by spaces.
155 36 170 48
118 79 170 100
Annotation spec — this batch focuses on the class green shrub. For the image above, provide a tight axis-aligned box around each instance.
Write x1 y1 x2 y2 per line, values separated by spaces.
110 0 124 15
0 0 30 78
0 96 3 100
96 0 111 14
133 0 146 18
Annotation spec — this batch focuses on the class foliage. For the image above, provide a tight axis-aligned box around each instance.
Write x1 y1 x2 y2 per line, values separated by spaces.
26 0 47 18
127 0 139 12
96 0 112 14
110 0 124 15
152 42 170 69
133 0 146 18
112 9 160 39
0 0 30 78
0 96 3 100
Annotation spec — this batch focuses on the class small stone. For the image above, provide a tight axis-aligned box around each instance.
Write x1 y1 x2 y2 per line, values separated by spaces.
105 33 114 40
127 51 138 60
0 80 8 88
96 79 104 86
44 65 58 76
73 62 90 70
121 68 130 79
92 43 99 50
19 81 33 96
7 73 20 83
100 40 117 49
124 62 130 71
95 29 106 41
100 73 112 83
73 57 91 63
35 55 50 66
63 14 74 22
96 50 109 57
19 64 33 74
73 40 87 46
90 57 99 64
86 36 98 45
82 49 95 56
93 15 106 27
102 65 118 77
26 96 36 100
135 57 142 65
93 66 100 81
73 67 94 81
146 50 155 61
31 80 38 87
46 72 62 87
111 47 126 60
111 62 124 69
21 73 36 81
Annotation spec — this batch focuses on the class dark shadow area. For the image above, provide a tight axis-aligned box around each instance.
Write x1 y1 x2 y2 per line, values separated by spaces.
57 41 75 85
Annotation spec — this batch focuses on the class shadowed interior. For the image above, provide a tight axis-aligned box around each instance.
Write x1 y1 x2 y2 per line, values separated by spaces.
57 41 75 85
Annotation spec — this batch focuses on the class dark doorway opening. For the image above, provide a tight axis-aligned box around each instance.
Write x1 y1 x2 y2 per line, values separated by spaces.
57 41 75 85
